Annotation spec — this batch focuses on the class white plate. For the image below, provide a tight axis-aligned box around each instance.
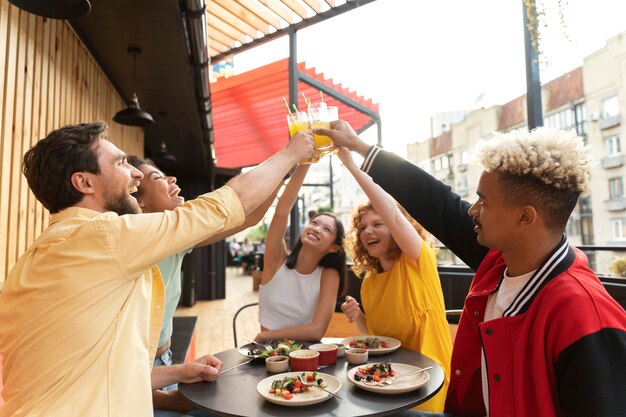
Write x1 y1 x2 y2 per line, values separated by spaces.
257 372 341 406
347 363 430 394
340 335 401 355
238 342 264 358
238 341 305 359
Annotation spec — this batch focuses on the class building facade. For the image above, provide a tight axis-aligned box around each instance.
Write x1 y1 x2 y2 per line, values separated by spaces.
407 30 626 275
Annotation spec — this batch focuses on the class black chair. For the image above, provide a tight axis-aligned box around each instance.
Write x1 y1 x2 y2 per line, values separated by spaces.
226 250 240 267
232 302 259 347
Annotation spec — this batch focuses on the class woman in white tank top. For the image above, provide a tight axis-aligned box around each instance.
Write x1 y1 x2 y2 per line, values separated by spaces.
256 164 346 342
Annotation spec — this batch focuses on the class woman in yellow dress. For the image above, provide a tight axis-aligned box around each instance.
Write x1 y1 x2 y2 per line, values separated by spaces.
338 147 452 412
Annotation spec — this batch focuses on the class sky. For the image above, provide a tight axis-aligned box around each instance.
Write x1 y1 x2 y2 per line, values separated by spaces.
232 0 626 158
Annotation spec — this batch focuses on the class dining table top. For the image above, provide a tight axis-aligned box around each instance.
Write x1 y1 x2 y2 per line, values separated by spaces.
179 339 445 417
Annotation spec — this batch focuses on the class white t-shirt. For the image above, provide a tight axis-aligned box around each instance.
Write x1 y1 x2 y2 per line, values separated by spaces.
258 262 323 330
481 268 535 416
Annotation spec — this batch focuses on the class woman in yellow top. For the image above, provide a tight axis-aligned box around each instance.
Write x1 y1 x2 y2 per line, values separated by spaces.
338 146 452 412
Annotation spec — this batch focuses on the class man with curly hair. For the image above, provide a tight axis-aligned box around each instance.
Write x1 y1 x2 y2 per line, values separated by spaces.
319 122 626 417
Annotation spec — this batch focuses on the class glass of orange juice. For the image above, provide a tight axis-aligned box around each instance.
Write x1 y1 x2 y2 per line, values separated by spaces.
287 111 318 164
308 104 338 158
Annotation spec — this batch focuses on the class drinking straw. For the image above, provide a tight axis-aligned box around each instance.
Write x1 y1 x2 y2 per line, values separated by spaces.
291 104 298 114
283 97 293 117
320 91 324 103
301 92 311 109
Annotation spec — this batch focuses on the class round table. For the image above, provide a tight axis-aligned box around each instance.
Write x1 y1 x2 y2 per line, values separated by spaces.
179 346 444 417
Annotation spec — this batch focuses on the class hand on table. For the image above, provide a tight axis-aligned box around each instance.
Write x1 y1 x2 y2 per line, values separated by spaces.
178 354 223 384
254 331 268 343
341 295 364 323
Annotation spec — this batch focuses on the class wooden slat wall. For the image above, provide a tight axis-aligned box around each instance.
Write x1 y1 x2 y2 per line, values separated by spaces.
0 2 144 286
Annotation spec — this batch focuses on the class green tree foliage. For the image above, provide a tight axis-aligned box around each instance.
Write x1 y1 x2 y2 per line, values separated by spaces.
245 223 268 242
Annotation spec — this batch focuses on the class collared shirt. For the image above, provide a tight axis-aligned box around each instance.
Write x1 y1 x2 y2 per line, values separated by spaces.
158 248 193 347
0 186 244 417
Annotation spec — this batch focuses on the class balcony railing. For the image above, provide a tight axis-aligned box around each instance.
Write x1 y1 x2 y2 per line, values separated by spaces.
601 154 625 169
343 246 626 321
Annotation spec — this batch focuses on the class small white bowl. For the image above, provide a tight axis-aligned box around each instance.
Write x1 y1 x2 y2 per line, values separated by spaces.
345 347 368 365
265 355 289 373
334 343 346 357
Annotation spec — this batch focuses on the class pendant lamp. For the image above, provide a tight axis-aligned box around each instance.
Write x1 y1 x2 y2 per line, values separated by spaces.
154 141 177 164
8 0 91 20
113 46 154 127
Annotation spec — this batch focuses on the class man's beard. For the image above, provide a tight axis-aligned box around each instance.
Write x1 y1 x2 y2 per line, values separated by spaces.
104 190 140 216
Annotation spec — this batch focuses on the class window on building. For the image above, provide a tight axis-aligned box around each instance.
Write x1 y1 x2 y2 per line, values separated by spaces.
566 218 580 236
457 176 468 190
579 196 593 215
609 177 624 199
560 109 572 128
441 156 449 170
459 150 469 165
545 108 575 130
601 95 619 119
434 158 441 171
606 135 621 156
612 219 626 240
574 102 587 137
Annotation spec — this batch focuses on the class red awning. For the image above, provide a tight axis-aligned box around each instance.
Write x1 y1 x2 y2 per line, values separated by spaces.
211 58 379 169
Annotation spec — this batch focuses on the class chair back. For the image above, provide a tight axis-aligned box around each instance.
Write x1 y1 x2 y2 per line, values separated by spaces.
232 302 260 347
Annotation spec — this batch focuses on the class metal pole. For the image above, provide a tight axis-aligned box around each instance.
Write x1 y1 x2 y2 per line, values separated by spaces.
288 29 300 247
329 156 334 210
522 0 543 129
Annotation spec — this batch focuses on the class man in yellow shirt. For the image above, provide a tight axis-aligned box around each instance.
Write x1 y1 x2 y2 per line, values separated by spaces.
0 121 315 416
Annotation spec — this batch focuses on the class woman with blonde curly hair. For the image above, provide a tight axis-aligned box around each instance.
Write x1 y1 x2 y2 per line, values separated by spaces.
338 147 451 412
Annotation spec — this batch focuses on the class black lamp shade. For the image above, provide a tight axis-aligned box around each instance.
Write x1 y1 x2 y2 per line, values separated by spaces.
155 152 177 164
9 0 91 19
153 142 177 165
113 95 154 127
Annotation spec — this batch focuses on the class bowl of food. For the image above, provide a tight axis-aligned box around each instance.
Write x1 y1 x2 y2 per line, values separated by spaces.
334 343 346 357
345 347 368 365
288 349 319 371
309 343 338 365
265 355 289 373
